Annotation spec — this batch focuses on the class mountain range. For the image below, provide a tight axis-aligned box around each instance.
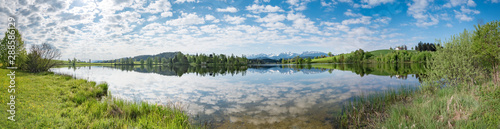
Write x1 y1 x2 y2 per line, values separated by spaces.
246 51 328 59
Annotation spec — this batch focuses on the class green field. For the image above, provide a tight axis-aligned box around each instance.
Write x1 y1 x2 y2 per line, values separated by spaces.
310 53 351 63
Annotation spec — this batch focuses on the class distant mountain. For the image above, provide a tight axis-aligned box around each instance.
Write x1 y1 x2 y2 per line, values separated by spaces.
102 52 180 63
247 66 326 74
133 52 179 61
246 51 328 59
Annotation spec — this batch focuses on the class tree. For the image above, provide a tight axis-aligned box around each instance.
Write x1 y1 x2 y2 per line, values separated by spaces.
328 52 332 57
140 59 144 65
147 57 153 65
339 54 345 63
472 21 500 85
306 57 312 64
73 58 77 65
0 26 27 68
162 57 167 65
426 30 483 86
24 43 61 72
68 59 71 64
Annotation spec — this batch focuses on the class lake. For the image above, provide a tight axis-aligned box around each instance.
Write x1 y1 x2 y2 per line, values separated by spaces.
50 63 424 128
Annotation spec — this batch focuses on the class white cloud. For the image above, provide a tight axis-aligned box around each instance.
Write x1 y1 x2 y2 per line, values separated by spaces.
205 14 220 23
254 0 272 4
246 4 285 13
443 0 476 8
339 0 354 3
287 0 311 11
341 16 372 25
454 10 472 21
344 9 362 17
490 0 499 3
224 15 246 24
141 23 172 36
143 0 172 14
454 6 479 21
216 7 238 13
287 0 300 6
165 13 205 26
375 17 391 24
361 0 395 8
255 13 286 23
161 12 173 17
407 0 439 27
205 15 216 21
320 0 334 6
321 22 350 32
460 6 480 14
200 24 220 34
174 0 196 4
260 22 287 30
446 23 453 27
286 13 320 34
147 15 158 21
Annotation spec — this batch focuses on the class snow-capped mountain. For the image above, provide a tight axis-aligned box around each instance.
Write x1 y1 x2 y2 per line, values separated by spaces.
246 51 328 59
247 67 327 75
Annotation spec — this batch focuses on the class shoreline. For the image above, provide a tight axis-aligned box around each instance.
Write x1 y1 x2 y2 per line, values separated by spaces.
0 69 192 128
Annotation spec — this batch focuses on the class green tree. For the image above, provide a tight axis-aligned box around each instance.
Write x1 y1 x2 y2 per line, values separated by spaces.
140 59 144 65
328 52 332 57
162 57 167 65
472 21 500 85
154 56 159 65
0 26 27 68
147 57 153 65
427 30 483 86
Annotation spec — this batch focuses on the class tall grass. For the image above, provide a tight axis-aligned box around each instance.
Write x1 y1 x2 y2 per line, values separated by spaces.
340 86 417 128
340 82 500 128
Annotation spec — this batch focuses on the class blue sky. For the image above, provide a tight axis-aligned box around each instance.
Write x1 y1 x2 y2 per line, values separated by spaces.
0 0 499 60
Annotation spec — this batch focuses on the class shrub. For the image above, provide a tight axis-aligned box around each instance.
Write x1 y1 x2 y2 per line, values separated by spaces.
426 30 484 87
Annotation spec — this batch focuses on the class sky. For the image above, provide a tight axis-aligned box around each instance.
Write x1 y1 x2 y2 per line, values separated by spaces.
0 0 499 60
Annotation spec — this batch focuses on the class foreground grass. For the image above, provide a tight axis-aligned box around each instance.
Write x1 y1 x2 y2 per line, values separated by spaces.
0 69 191 128
341 83 500 128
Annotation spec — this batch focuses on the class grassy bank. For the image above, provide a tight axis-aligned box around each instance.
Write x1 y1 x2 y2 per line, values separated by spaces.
0 69 191 128
341 83 500 128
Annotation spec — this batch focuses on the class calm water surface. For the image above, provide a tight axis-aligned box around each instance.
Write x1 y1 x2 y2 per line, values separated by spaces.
50 64 423 128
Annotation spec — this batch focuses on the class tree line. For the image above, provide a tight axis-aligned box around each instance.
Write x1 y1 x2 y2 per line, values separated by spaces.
106 52 249 66
415 42 441 51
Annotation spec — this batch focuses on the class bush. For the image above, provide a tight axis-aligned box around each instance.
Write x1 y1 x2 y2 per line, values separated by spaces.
24 43 62 72
472 21 500 85
426 30 485 87
97 83 109 96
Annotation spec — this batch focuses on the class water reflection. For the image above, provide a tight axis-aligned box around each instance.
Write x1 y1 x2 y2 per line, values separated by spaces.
53 63 423 128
